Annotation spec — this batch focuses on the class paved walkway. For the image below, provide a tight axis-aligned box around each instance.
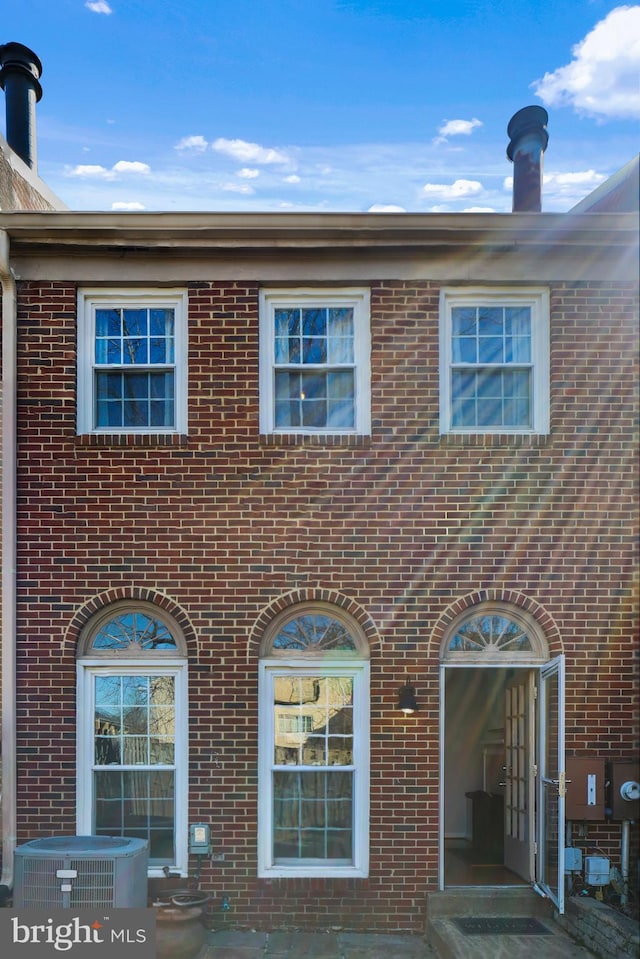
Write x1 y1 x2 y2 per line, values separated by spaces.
197 929 433 958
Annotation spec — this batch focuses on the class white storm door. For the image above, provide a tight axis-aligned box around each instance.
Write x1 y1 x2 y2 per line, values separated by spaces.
537 655 566 914
504 671 535 880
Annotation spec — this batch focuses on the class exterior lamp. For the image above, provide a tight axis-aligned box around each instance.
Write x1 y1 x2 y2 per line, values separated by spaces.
398 680 418 714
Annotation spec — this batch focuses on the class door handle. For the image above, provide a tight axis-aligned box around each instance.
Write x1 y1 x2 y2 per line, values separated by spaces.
549 776 572 798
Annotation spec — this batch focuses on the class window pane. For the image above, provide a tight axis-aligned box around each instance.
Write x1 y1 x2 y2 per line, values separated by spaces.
122 309 148 338
452 307 476 337
302 337 327 364
94 769 175 865
270 615 358 652
272 302 357 431
478 306 503 335
301 308 326 337
273 770 353 861
92 612 177 651
94 675 175 767
449 613 533 652
478 336 504 364
327 308 354 363
452 369 531 428
96 372 175 429
452 336 476 364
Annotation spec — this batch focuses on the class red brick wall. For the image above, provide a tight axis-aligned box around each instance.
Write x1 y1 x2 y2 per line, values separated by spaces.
13 278 638 930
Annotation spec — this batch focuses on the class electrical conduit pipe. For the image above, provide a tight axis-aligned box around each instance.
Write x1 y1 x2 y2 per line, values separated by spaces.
0 228 17 892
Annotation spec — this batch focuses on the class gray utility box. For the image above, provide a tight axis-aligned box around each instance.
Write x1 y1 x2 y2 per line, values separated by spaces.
14 835 148 909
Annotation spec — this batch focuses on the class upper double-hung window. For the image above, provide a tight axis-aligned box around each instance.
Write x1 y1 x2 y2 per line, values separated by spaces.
77 289 188 435
259 288 371 435
440 287 550 434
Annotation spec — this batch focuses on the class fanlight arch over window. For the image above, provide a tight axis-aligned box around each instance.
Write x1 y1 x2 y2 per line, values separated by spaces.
78 601 187 659
441 604 548 663
261 604 370 658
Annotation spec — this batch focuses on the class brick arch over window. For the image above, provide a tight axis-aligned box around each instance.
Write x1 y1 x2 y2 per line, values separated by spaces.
63 587 199 661
429 588 562 663
247 589 381 660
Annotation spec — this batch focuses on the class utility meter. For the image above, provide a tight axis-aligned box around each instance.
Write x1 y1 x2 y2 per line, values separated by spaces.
189 823 211 855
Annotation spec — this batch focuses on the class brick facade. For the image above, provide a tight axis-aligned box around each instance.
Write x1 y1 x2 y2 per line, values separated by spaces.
9 272 637 931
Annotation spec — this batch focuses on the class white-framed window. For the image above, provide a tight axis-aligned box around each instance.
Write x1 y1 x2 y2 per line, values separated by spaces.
77 288 188 435
259 288 371 435
258 606 370 878
76 603 189 876
439 287 550 434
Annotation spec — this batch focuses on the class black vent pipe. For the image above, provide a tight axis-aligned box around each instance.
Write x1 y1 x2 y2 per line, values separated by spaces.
0 42 43 171
507 105 549 212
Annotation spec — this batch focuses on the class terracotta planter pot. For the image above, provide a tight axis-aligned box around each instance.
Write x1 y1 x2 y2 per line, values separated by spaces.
155 905 205 959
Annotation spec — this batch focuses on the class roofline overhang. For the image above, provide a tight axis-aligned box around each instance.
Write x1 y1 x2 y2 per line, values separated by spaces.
0 210 636 256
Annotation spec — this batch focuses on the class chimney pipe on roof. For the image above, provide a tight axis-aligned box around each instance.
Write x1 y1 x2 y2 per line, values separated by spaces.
507 105 549 212
0 42 43 171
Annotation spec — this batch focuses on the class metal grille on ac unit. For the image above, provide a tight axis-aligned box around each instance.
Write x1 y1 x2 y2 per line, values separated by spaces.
13 836 148 908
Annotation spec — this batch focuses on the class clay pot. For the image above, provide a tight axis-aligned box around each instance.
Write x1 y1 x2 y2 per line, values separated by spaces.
154 905 205 959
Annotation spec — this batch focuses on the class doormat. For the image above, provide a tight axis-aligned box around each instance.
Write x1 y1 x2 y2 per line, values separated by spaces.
452 917 552 935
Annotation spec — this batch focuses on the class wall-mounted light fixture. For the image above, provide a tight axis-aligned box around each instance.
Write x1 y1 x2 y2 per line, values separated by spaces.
398 679 418 714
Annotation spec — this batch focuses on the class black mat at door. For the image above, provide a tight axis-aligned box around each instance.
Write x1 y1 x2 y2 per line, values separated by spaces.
452 917 552 935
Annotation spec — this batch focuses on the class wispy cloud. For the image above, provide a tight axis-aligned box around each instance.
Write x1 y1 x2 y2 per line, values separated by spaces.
368 204 406 212
435 118 483 143
111 201 146 211
421 179 483 200
212 137 290 165
532 5 640 119
222 181 255 194
237 168 260 179
175 135 208 153
85 1 113 14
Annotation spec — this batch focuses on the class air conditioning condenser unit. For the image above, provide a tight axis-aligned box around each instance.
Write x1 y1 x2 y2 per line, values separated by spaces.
14 836 148 908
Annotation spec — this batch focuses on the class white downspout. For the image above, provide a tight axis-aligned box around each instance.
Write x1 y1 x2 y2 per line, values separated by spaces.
0 228 17 890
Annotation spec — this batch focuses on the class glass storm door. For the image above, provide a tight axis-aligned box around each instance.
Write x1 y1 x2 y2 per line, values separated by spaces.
504 671 535 880
537 655 565 913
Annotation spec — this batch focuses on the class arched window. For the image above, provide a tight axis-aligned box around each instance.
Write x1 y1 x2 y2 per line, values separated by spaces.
441 603 549 664
77 602 188 876
258 603 370 878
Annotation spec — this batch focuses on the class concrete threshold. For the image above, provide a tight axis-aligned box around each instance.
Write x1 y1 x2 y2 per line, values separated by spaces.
426 888 599 959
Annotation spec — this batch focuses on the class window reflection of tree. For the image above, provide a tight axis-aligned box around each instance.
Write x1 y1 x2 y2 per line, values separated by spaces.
93 674 175 849
272 676 354 860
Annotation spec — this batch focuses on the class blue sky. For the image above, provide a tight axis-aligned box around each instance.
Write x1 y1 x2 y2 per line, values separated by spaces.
3 1 639 212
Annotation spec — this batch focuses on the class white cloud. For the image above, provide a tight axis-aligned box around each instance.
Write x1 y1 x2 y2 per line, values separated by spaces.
85 1 112 13
532 5 640 119
437 118 483 138
112 160 150 175
463 206 496 213
175 135 209 153
111 201 146 211
68 164 114 179
212 137 290 165
368 203 406 212
545 170 607 188
222 182 255 194
67 160 150 179
237 168 260 179
421 179 483 199
283 174 301 184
